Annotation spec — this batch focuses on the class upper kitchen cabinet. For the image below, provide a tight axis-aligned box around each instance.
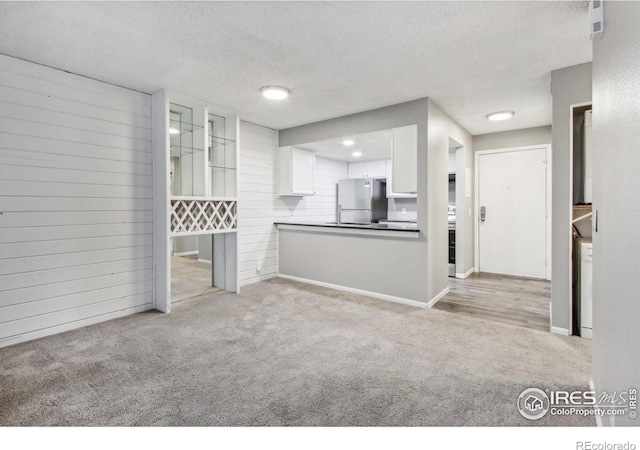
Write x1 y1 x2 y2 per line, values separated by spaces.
278 146 315 196
386 159 416 198
391 124 418 194
348 160 386 179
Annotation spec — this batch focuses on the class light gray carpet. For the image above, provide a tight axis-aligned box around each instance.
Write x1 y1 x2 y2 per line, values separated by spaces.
0 278 592 426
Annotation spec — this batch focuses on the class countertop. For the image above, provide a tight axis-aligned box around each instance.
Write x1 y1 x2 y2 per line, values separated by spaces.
275 220 419 232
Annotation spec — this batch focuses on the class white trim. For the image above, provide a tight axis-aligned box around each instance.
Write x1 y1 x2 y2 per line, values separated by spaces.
152 89 170 313
277 274 428 309
581 327 593 339
427 286 449 308
170 196 237 202
171 229 237 237
0 304 153 349
276 223 420 239
567 102 593 336
197 258 212 264
173 250 198 257
456 267 474 279
474 145 552 279
550 326 570 336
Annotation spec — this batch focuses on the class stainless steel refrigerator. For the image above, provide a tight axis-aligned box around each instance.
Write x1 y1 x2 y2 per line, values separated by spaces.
337 178 387 224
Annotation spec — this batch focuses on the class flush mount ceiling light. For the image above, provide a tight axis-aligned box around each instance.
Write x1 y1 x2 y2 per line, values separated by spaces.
343 139 355 146
260 85 290 100
352 151 362 157
486 111 515 121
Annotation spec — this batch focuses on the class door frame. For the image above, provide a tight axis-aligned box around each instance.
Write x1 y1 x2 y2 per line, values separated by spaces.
474 144 552 280
566 101 593 336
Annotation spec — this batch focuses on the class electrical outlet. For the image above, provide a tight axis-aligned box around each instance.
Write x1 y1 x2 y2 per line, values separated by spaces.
401 208 406 214
256 261 262 273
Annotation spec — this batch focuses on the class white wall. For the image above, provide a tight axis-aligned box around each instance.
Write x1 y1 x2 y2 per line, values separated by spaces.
550 63 592 333
237 121 348 286
0 55 154 347
237 122 280 286
427 100 473 294
473 126 551 152
591 1 640 427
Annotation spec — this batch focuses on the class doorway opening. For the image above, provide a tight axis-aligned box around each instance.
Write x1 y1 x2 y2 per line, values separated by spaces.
448 139 462 278
435 144 552 332
171 235 220 303
569 103 593 338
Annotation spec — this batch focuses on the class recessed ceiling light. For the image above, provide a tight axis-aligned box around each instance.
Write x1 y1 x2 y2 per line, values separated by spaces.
343 139 355 146
352 151 362 157
486 111 514 121
169 127 180 135
260 85 290 100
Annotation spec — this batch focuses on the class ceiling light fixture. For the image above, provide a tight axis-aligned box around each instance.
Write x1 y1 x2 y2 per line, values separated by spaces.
352 151 362 157
169 127 180 135
260 85 290 100
486 111 515 121
343 139 355 146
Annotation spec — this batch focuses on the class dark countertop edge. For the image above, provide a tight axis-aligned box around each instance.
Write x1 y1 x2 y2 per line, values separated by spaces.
274 222 420 233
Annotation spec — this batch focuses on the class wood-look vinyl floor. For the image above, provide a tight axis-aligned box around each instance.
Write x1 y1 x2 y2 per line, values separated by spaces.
433 272 551 332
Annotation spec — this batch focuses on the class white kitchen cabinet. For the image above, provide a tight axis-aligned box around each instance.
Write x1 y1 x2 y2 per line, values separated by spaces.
367 159 387 178
348 161 367 179
386 159 416 198
392 124 418 193
278 146 315 196
348 159 386 178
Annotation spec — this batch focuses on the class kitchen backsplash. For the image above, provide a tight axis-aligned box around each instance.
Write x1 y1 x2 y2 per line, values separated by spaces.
387 197 417 222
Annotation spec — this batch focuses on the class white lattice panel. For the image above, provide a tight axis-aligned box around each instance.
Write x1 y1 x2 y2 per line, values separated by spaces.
170 198 237 236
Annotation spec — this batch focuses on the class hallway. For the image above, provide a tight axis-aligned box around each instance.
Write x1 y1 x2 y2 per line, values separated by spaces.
433 273 550 332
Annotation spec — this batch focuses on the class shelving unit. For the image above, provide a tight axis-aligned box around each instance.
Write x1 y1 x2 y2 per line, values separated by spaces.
208 113 237 198
169 103 205 197
152 90 240 314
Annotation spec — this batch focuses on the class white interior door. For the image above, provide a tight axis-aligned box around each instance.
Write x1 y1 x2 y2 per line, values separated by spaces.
477 147 548 279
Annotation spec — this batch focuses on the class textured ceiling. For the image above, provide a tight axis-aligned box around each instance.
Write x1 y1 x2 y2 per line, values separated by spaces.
0 1 592 135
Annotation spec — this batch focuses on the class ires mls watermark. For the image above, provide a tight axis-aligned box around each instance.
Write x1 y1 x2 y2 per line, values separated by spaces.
517 387 637 420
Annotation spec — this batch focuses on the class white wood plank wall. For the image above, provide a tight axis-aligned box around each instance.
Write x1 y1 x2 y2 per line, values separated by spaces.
237 122 280 286
238 121 347 285
0 55 154 347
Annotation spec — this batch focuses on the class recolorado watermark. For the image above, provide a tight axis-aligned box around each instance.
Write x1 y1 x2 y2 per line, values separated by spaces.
517 387 637 420
576 443 636 450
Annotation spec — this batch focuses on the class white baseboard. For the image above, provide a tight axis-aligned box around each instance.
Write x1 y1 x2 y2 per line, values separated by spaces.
173 251 198 257
456 267 474 279
426 286 449 308
0 303 154 349
550 326 570 336
197 258 212 264
277 274 428 309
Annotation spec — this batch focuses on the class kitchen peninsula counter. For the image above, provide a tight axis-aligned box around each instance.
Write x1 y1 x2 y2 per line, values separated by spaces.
275 220 419 238
275 219 428 308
